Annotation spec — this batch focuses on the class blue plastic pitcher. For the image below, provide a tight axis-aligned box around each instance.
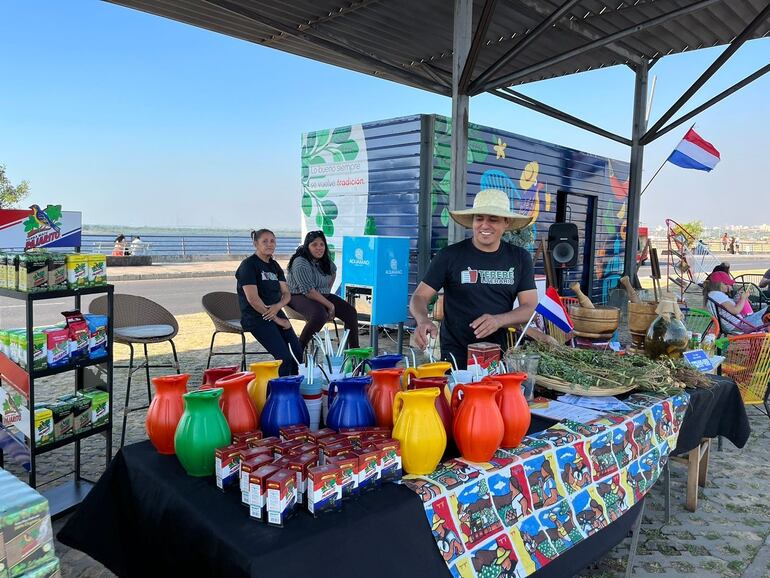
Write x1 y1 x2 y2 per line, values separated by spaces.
361 354 404 372
326 376 375 431
260 375 309 437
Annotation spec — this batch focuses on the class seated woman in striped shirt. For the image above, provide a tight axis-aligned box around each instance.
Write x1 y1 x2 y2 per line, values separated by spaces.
287 231 360 350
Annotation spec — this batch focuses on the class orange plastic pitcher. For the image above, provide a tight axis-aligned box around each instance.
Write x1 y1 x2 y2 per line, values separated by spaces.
215 371 259 434
451 382 504 462
483 373 530 448
146 373 190 455
367 368 403 427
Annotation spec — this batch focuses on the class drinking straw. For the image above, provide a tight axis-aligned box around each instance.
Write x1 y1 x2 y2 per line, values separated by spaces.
448 353 459 372
336 329 350 357
427 336 436 363
472 355 481 381
324 328 333 357
288 346 302 371
410 348 417 369
313 334 326 356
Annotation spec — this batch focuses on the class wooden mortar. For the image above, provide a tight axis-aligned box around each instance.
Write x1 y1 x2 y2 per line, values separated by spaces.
628 301 658 347
568 304 620 338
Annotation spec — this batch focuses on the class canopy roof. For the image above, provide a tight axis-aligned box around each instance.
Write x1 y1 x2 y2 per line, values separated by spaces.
107 0 769 95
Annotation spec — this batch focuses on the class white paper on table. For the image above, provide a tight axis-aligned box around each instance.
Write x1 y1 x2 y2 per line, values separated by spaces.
528 397 605 423
557 394 632 413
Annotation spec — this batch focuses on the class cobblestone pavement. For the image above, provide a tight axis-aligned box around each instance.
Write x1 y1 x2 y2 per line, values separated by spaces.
4 347 769 578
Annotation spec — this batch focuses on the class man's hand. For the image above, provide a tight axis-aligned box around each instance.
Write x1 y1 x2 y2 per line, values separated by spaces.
414 321 438 349
262 303 282 322
470 313 502 339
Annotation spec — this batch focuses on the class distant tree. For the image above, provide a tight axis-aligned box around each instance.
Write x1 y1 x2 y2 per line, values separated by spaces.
0 164 30 209
673 220 704 247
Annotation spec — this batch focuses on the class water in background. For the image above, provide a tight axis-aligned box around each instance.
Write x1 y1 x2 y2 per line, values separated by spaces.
82 233 301 257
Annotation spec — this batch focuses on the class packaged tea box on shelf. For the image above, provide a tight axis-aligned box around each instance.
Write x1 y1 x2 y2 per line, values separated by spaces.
65 254 87 289
56 393 92 434
82 389 109 427
61 311 89 361
9 329 24 365
15 557 61 578
43 327 69 369
83 314 108 360
8 254 19 290
33 405 54 446
47 254 67 291
0 470 57 578
0 329 10 358
0 253 7 289
32 330 47 372
48 400 74 441
86 254 107 286
17 253 49 293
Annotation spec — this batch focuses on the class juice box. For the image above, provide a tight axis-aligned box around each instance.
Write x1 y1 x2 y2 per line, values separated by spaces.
366 439 402 483
286 452 318 505
307 464 342 517
48 400 74 441
352 447 381 493
65 254 88 289
326 453 359 499
87 254 107 286
279 424 309 442
317 435 350 462
321 440 354 463
33 405 54 446
248 465 281 521
82 389 109 427
215 442 247 491
248 436 280 453
287 442 318 457
273 439 306 459
44 328 69 368
47 253 67 290
240 454 274 505
57 393 92 434
266 469 298 527
468 341 502 374
232 430 263 445
307 428 337 444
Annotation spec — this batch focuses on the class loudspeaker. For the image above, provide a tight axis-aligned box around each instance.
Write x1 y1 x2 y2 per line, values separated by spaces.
548 223 579 268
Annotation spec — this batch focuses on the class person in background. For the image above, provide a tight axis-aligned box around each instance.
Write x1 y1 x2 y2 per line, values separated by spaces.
130 236 145 255
410 188 538 367
113 234 128 256
704 271 767 333
734 236 741 254
286 230 360 351
759 268 770 296
721 233 729 252
729 237 736 254
236 229 302 376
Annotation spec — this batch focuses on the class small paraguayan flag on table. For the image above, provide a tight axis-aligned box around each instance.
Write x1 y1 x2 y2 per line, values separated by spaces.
536 287 574 333
667 128 721 172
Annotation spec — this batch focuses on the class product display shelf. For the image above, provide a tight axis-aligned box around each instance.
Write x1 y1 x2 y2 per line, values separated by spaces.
0 284 114 517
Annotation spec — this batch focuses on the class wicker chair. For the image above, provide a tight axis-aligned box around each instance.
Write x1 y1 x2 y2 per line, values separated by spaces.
201 292 266 370
90 294 180 447
680 307 719 342
721 332 770 418
707 297 770 336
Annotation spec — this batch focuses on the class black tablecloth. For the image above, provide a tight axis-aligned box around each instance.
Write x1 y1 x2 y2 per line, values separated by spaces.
58 441 644 578
673 375 750 455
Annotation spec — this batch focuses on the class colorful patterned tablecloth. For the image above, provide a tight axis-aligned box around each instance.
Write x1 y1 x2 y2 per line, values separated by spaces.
403 391 689 578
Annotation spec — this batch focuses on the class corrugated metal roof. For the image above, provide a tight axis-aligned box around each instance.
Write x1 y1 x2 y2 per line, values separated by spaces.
105 0 770 94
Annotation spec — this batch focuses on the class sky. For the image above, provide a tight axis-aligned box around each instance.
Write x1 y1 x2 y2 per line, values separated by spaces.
1 1 769 230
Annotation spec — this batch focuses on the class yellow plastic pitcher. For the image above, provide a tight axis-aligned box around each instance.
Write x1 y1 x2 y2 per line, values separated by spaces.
392 389 447 475
247 360 282 413
400 362 452 389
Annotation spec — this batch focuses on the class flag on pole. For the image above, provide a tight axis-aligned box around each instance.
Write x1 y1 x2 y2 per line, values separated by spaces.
535 287 574 333
667 128 721 172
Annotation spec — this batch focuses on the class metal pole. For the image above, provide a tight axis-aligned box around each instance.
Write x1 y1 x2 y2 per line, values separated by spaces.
624 61 649 278
449 0 472 245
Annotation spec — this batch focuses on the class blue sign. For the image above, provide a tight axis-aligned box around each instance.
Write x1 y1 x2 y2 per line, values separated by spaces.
683 349 714 373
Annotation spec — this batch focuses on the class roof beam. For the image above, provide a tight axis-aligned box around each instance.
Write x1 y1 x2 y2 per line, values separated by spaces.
491 87 632 146
642 3 770 144
479 0 721 92
469 0 582 95
644 62 770 143
201 0 448 94
512 0 646 65
458 0 498 94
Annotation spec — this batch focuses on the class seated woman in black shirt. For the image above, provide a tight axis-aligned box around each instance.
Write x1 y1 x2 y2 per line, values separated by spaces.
286 230 360 350
235 229 302 376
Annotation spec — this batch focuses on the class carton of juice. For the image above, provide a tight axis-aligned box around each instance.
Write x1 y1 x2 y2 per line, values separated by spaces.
352 447 381 493
307 428 337 444
248 436 281 453
65 254 88 289
82 389 109 427
287 442 318 457
326 453 359 499
321 440 354 463
232 430 263 445
307 464 342 517
248 465 281 521
367 439 402 483
286 452 318 505
317 435 350 463
273 439 306 460
47 253 67 290
266 469 298 527
214 442 247 491
240 454 273 505
279 424 310 442
33 405 54 446
87 254 107 286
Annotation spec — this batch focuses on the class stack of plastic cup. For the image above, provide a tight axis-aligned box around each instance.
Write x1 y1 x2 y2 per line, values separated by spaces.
300 373 324 431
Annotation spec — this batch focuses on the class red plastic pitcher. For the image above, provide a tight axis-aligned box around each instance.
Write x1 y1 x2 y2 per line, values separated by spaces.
214 371 259 434
451 382 504 462
146 373 190 455
406 377 453 442
200 365 239 389
367 368 403 427
482 373 531 448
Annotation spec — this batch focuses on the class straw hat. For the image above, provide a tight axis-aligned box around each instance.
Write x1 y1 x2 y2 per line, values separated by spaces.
449 189 532 231
495 547 511 565
431 514 445 531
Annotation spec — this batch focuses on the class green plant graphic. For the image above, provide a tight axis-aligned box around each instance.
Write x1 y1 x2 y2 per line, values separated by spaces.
301 126 360 250
432 118 488 228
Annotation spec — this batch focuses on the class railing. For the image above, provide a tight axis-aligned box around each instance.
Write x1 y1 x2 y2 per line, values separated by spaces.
82 234 301 257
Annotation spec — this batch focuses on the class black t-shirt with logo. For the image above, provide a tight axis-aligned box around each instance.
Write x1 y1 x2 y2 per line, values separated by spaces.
422 238 536 356
235 254 286 330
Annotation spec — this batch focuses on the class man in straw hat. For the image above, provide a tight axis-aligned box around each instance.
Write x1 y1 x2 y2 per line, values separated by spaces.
410 188 537 367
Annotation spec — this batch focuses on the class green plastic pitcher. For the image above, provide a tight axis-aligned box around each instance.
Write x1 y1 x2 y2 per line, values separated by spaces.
174 388 231 477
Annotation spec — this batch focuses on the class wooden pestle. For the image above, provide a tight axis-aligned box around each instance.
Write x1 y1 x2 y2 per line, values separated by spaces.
570 282 595 309
620 276 642 304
